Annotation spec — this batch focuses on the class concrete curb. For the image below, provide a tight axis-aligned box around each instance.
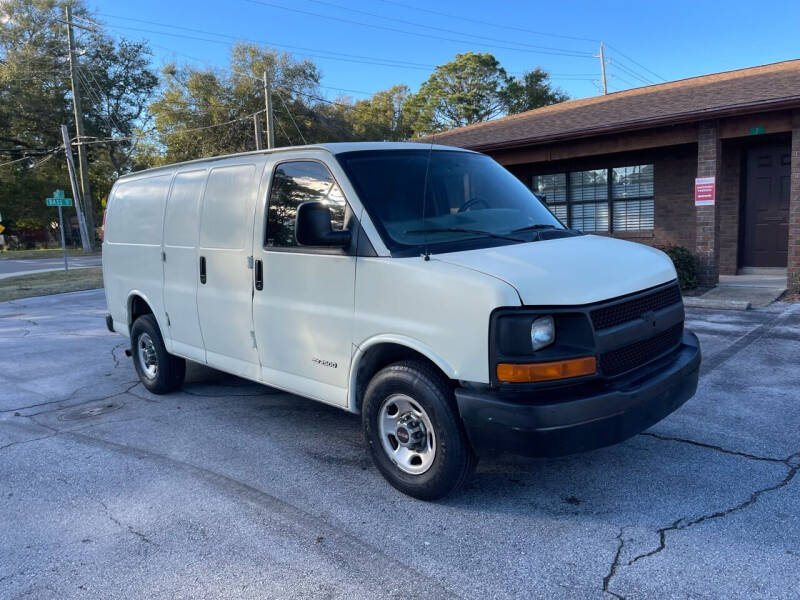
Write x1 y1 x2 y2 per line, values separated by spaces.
683 297 751 310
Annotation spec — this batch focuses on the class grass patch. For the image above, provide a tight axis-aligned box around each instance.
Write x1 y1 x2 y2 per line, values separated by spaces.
0 266 103 302
0 248 101 260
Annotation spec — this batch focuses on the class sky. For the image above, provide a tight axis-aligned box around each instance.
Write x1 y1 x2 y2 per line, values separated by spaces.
87 0 800 102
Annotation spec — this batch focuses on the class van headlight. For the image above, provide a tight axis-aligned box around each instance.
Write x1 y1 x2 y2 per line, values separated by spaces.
531 315 555 350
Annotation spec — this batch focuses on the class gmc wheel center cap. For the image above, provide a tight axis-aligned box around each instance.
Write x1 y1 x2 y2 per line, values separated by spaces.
396 427 410 444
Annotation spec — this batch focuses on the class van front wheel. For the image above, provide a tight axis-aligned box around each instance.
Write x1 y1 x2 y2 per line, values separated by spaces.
130 314 185 394
362 360 477 500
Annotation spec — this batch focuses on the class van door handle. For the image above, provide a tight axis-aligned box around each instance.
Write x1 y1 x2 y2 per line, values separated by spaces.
199 256 206 284
254 259 263 291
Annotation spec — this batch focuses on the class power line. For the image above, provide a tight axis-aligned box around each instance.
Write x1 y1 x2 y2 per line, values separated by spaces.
244 0 594 58
0 146 62 169
81 66 129 134
85 14 598 102
97 13 437 71
143 43 363 111
607 59 654 85
605 43 666 82
374 0 600 43
273 115 294 145
76 109 267 146
274 88 308 144
318 84 375 96
304 0 595 56
76 67 121 135
606 70 636 88
149 42 380 98
229 66 358 110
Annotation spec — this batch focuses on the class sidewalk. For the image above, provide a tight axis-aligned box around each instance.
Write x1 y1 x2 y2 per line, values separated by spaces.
0 265 97 280
683 268 788 310
0 254 102 279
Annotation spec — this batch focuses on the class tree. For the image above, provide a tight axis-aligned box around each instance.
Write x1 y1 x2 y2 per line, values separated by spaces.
344 85 412 141
148 43 329 163
0 0 157 242
405 52 511 136
502 68 568 114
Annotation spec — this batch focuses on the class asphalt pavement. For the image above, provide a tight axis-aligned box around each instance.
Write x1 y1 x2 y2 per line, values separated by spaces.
0 254 102 279
1 289 799 599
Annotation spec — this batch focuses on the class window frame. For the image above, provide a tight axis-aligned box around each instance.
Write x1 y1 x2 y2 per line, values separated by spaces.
610 164 655 233
532 164 654 233
262 157 357 256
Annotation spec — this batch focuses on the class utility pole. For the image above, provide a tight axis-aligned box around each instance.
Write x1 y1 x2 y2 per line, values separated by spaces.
60 125 91 253
253 113 264 150
263 70 275 149
596 41 608 95
65 5 95 248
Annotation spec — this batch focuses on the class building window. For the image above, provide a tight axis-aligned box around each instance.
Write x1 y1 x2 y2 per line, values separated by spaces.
532 173 567 222
611 165 654 231
532 164 653 232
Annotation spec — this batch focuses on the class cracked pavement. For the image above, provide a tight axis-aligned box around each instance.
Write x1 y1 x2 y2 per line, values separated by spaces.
1 289 799 599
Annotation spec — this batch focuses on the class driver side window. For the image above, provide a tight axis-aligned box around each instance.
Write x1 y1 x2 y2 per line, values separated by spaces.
265 161 347 248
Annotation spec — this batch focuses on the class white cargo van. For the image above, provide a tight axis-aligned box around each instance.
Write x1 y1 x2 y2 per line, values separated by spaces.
103 142 700 499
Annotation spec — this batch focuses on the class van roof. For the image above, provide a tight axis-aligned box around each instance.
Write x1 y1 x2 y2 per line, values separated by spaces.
116 141 473 181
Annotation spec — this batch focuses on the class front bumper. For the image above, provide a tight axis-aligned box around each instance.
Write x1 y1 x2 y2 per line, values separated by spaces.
455 330 701 457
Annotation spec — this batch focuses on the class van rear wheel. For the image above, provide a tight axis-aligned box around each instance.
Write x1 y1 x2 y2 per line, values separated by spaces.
130 314 185 394
362 360 477 500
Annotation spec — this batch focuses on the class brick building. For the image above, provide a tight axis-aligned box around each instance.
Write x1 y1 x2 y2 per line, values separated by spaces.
426 60 800 288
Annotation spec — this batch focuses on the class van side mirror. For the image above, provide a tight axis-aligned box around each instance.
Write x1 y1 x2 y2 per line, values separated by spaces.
295 201 351 248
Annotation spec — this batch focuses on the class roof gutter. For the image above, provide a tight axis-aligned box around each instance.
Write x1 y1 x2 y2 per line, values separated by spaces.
447 96 800 152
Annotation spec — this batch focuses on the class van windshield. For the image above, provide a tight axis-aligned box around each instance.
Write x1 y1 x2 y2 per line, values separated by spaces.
335 149 564 254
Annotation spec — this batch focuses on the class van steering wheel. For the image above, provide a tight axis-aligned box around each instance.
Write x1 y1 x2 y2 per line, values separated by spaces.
457 197 490 213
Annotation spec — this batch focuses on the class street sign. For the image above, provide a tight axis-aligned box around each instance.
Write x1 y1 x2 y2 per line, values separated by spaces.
0 224 5 235
46 189 73 207
46 190 71 271
46 198 73 206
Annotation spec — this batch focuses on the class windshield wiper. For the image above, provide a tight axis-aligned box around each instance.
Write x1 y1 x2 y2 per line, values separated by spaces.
404 227 525 243
511 223 559 233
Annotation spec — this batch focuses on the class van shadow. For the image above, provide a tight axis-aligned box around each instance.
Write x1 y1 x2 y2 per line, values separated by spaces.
176 368 766 531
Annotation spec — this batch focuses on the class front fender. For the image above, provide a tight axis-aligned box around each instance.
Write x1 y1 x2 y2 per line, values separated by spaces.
347 334 459 413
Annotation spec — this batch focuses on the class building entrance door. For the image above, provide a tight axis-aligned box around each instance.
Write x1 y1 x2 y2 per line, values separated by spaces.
742 143 791 267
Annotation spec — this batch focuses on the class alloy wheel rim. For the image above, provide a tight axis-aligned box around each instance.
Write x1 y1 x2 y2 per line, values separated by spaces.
137 333 158 380
378 393 436 475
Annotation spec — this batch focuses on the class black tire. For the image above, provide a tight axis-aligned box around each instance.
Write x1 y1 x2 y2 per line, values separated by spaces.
362 360 477 500
130 314 186 394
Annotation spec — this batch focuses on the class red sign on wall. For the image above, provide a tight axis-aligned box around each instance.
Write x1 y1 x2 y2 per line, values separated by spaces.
695 177 716 206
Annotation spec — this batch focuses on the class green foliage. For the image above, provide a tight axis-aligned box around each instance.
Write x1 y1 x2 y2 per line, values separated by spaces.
501 68 569 114
662 246 698 290
343 85 412 141
2 4 570 239
149 43 325 163
0 0 157 238
405 52 511 136
404 54 568 137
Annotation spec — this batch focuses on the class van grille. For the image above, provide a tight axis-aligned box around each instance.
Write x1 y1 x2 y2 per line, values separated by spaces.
590 283 681 331
599 323 683 377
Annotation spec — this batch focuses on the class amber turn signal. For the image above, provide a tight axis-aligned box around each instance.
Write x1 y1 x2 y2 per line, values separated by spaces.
496 356 597 383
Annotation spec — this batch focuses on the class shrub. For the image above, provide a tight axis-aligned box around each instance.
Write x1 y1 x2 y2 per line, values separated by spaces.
661 246 697 290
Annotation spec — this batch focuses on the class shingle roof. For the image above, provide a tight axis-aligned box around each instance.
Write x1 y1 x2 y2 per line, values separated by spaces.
421 60 800 151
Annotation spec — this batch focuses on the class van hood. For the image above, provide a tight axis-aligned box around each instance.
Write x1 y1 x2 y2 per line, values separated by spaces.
434 234 677 306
